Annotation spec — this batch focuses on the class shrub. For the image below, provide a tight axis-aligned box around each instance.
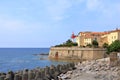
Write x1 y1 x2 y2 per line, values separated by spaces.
86 44 92 48
102 43 109 48
107 40 120 54
92 40 99 48
55 39 78 47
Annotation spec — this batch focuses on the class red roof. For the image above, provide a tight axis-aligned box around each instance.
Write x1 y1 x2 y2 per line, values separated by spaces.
71 33 76 39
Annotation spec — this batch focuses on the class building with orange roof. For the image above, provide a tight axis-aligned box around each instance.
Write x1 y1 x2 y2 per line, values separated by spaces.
76 28 120 47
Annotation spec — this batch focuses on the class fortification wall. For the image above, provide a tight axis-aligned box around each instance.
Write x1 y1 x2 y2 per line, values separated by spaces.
49 47 106 60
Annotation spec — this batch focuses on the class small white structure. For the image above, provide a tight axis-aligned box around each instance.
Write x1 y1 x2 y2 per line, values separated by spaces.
117 53 120 61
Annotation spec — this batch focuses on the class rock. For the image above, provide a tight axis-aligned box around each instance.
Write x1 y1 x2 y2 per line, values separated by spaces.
66 71 73 74
35 71 42 80
0 75 5 80
14 74 20 80
22 69 28 80
59 73 71 79
28 70 35 80
57 58 120 80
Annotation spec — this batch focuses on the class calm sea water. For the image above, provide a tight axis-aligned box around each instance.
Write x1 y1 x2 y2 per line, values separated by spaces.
0 48 67 72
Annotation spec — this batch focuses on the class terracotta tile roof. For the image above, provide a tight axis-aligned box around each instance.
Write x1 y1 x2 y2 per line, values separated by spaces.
84 35 92 38
91 32 109 35
79 28 120 38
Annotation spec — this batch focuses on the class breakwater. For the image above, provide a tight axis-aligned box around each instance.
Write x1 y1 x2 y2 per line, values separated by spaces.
0 63 75 80
59 57 120 80
49 47 106 60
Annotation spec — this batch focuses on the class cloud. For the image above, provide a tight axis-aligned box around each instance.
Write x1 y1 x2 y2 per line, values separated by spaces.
0 15 25 31
86 0 102 10
83 0 120 19
85 0 120 13
42 0 72 21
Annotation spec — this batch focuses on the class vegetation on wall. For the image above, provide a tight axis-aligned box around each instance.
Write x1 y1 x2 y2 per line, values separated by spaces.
85 40 99 48
92 40 99 48
102 43 109 48
55 39 78 47
107 40 120 54
86 44 92 48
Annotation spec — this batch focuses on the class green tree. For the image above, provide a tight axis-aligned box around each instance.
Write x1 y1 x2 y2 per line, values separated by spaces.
102 43 109 48
92 40 99 48
55 39 78 47
86 44 92 48
107 40 120 54
66 39 73 44
73 42 78 46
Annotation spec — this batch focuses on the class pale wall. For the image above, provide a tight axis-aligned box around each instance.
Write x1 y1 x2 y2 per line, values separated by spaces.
108 32 118 45
49 47 106 60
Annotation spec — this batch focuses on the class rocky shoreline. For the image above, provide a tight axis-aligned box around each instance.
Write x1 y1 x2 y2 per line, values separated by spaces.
0 57 120 80
0 63 75 80
59 58 120 80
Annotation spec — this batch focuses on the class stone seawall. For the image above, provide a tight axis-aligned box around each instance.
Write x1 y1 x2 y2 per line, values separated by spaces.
0 63 75 80
49 47 106 60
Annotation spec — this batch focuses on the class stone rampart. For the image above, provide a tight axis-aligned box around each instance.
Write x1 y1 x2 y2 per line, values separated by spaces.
49 47 106 60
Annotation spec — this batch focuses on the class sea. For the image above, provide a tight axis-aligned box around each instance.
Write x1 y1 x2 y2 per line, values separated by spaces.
0 48 68 72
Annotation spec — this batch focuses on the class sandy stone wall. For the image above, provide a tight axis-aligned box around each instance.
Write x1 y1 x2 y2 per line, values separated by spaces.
49 47 106 60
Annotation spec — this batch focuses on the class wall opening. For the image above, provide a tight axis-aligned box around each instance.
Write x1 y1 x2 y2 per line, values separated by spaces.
68 50 70 54
55 52 58 58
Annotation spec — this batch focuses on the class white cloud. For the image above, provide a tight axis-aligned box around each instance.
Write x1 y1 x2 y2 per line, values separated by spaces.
0 15 25 31
83 0 120 19
85 0 120 12
43 0 72 21
86 0 102 10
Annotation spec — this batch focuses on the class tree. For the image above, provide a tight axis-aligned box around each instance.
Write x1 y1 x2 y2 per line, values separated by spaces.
86 44 92 48
66 39 73 44
107 40 120 54
55 39 78 47
102 43 109 48
65 39 78 47
73 42 78 46
92 40 99 48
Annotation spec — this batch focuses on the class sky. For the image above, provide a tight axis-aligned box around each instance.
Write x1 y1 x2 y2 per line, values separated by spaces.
0 0 120 48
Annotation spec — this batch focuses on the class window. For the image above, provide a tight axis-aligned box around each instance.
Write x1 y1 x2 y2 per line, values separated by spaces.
112 36 113 39
68 50 70 54
92 34 94 36
94 37 97 40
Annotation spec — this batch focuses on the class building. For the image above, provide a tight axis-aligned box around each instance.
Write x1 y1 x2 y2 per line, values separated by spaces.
76 29 120 47
107 29 120 45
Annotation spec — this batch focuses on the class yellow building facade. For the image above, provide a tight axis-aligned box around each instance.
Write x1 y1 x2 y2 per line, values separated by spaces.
76 29 120 47
107 31 120 45
84 38 92 46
